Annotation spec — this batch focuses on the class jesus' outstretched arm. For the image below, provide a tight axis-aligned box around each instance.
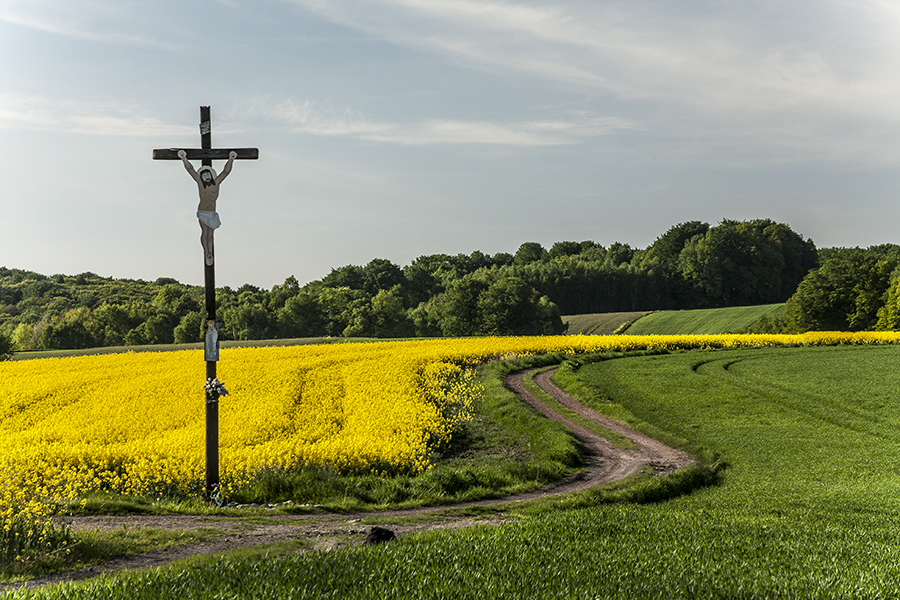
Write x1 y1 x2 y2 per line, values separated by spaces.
177 149 202 185
216 151 238 185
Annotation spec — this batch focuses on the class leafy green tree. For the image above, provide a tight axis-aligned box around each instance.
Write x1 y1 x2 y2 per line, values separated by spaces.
403 260 444 307
22 279 55 301
577 245 607 263
536 295 566 334
145 313 178 344
433 276 490 336
267 276 301 311
367 287 414 337
317 287 369 337
784 265 851 332
321 265 365 290
236 285 265 307
678 223 743 306
641 221 709 309
478 277 563 335
848 252 899 330
153 285 201 318
548 241 584 259
404 252 494 299
362 259 406 297
277 291 325 338
174 311 204 343
89 304 135 346
760 221 819 299
679 219 816 307
876 267 900 330
514 242 547 265
0 329 13 360
647 221 709 266
123 326 148 346
12 322 35 351
38 308 94 350
409 300 441 337
605 242 634 267
344 287 414 338
468 250 493 270
221 303 271 341
785 246 899 331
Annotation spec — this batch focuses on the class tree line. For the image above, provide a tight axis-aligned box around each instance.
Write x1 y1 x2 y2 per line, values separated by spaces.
1 218 826 353
780 244 900 332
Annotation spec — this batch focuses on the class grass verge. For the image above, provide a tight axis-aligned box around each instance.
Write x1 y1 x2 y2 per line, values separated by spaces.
1 527 224 584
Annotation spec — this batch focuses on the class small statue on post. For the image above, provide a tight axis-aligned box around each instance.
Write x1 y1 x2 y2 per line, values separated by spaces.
177 148 237 266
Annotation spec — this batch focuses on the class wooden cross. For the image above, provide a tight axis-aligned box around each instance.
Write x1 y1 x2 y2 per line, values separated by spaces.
153 106 258 502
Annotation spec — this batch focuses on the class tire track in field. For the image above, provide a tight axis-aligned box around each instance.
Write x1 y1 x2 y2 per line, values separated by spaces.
4 367 695 592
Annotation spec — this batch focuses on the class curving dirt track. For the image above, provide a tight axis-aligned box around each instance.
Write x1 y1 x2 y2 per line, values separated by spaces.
2 367 695 592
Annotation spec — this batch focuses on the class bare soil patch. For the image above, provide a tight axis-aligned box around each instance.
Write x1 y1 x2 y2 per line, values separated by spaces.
3 367 695 592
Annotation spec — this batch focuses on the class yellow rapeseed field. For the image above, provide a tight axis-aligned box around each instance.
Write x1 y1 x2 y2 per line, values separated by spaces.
2 331 899 518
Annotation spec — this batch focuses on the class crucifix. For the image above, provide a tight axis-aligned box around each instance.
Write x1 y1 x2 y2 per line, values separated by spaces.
153 106 258 501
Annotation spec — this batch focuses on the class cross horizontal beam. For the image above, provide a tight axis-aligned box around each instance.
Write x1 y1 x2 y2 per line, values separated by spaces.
152 148 259 160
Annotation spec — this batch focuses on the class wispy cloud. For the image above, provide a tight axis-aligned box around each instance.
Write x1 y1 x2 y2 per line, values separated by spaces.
266 100 395 138
0 95 194 137
0 0 185 50
287 0 900 131
260 98 635 146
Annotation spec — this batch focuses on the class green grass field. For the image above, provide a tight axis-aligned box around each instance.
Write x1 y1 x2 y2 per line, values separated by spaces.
622 303 784 335
11 343 900 599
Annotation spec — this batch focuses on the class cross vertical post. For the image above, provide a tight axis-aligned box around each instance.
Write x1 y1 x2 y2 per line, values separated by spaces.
200 106 219 501
153 106 258 502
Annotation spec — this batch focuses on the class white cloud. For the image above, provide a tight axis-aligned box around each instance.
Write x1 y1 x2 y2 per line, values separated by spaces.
268 99 395 137
369 120 568 146
260 98 635 146
0 95 194 137
0 0 184 50
287 0 900 130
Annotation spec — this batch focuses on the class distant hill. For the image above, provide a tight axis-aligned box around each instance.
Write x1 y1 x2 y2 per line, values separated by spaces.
562 312 648 335
563 304 784 336
623 304 784 335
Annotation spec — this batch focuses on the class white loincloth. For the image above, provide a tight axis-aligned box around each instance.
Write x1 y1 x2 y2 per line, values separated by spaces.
197 211 221 229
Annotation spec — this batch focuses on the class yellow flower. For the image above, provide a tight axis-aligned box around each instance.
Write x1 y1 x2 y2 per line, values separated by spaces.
0 332 898 510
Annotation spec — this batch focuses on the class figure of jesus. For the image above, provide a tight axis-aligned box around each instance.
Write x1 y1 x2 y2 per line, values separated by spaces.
178 149 237 265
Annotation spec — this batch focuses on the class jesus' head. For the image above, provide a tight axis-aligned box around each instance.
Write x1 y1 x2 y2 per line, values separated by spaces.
198 166 217 188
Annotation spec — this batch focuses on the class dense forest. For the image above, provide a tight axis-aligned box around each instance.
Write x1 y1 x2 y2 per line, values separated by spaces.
1 217 894 355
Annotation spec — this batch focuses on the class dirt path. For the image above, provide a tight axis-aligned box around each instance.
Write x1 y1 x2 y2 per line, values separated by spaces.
2 368 695 592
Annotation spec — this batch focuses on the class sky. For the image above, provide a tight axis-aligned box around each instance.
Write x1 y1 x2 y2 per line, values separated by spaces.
2 0 899 289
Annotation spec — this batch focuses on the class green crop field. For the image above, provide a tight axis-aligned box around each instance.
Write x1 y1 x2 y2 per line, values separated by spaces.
12 343 900 599
623 303 784 335
561 311 647 335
